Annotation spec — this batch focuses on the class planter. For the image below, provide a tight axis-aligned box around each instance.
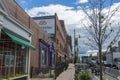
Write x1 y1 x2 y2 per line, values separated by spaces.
2 74 28 80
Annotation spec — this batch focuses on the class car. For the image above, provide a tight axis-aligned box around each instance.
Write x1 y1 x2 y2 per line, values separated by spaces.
75 63 88 73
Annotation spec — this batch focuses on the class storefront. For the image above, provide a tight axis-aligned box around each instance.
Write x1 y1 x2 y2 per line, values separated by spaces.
0 30 35 80
0 30 35 79
38 39 56 68
48 49 56 67
0 4 35 79
48 39 56 67
39 39 49 68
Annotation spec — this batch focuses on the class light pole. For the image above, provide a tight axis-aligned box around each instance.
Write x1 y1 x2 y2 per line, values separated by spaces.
74 28 76 64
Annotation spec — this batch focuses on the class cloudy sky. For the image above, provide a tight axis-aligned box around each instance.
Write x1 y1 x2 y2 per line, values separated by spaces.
16 0 120 55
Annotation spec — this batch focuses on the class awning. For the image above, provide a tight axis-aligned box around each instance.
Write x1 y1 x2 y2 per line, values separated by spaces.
3 30 36 50
57 52 64 57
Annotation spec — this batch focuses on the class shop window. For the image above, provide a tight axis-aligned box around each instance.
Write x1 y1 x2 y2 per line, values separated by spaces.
41 49 46 65
0 32 28 79
52 53 55 65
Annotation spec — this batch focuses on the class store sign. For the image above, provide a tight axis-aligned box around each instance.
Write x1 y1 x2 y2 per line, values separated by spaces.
5 55 14 67
48 39 54 51
35 18 55 37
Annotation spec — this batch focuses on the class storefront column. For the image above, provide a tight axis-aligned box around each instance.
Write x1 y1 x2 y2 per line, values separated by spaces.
27 48 30 80
0 26 2 39
14 44 17 75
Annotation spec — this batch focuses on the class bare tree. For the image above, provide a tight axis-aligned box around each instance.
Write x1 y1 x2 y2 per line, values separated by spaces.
79 0 120 80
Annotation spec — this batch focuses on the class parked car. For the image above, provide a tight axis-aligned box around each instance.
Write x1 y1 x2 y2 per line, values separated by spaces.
75 63 88 73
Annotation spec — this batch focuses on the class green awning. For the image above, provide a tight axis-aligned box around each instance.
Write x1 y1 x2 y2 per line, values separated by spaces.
3 30 36 50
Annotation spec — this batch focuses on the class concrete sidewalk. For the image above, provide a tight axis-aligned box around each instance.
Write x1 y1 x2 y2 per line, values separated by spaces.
31 63 75 80
56 63 75 80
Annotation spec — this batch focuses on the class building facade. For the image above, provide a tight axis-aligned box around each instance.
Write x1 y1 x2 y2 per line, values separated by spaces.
33 13 72 63
4 0 57 77
0 0 35 79
66 35 72 62
2 0 72 79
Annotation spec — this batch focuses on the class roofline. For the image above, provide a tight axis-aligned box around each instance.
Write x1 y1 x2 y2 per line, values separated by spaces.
32 15 55 20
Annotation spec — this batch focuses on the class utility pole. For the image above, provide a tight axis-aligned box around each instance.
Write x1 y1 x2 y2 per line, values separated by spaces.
74 28 76 64
74 28 80 64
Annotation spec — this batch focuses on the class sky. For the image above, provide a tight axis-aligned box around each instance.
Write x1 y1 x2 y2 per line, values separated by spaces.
16 0 120 55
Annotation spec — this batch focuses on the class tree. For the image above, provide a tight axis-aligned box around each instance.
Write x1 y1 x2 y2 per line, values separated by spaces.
102 53 106 61
78 0 120 80
75 71 92 80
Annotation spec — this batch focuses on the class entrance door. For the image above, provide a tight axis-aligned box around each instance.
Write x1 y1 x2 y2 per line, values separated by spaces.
0 51 15 77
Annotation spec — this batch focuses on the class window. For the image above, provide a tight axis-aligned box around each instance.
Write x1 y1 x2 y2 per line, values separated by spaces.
52 52 55 65
41 49 46 65
0 32 28 79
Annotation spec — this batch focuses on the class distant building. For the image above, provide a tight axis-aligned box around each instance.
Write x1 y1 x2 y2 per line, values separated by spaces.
66 35 72 62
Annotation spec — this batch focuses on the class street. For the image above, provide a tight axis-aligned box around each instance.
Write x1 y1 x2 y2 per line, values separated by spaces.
93 74 119 80
105 74 118 80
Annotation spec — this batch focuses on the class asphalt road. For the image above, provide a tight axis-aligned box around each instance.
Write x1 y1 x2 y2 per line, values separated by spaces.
105 74 118 80
92 74 118 80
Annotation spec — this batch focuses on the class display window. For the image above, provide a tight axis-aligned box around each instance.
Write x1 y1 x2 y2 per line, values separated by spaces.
0 32 28 78
41 49 47 65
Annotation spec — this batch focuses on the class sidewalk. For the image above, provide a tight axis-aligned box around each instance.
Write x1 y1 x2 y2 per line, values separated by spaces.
56 63 75 80
31 63 75 80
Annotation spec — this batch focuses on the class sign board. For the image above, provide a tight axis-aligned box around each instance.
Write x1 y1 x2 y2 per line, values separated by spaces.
34 18 55 37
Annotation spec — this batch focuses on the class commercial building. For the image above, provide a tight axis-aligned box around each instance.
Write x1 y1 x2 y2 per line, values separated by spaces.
33 14 72 62
0 0 55 79
66 35 72 62
0 0 72 79
0 0 35 79
59 20 72 62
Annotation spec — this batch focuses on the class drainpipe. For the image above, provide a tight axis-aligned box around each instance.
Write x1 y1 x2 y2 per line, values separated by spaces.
28 37 32 80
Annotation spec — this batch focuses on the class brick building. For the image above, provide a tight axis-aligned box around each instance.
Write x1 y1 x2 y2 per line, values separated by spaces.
0 0 36 79
33 14 72 62
0 0 72 79
1 0 56 79
66 35 72 62
59 20 72 62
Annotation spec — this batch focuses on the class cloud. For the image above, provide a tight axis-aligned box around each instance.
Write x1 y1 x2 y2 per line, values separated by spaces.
102 2 120 25
25 2 120 54
76 0 88 4
21 0 26 4
26 4 86 27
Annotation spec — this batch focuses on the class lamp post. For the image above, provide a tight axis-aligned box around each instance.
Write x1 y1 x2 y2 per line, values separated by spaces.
74 28 76 64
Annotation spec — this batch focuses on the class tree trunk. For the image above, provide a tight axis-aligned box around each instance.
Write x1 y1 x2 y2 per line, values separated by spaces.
99 45 103 80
